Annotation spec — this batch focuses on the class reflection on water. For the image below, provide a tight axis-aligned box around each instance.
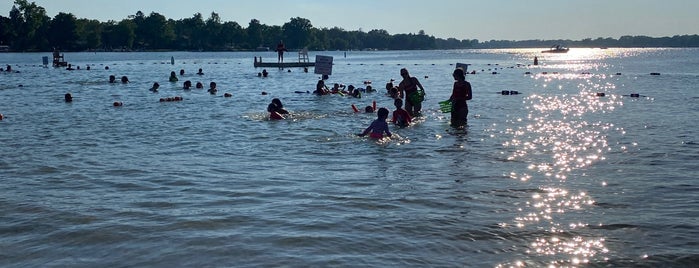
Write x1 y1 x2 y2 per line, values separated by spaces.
497 53 628 266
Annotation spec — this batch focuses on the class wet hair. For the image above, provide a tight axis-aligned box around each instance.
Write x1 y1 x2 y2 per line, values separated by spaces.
152 82 160 89
196 82 203 88
109 75 116 82
121 76 129 83
377 108 389 119
365 106 374 113
64 93 72 102
210 82 216 88
453 68 465 81
272 98 283 108
394 98 403 108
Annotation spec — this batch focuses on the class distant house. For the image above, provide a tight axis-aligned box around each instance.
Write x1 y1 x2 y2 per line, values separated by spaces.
0 45 10 52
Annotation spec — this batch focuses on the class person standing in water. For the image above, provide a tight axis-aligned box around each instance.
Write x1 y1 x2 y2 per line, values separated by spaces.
276 40 287 63
358 108 392 139
449 68 472 129
398 68 426 117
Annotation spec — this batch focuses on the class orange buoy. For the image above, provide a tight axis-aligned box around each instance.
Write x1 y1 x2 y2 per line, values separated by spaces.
0 113 3 120
351 104 359 113
372 100 377 111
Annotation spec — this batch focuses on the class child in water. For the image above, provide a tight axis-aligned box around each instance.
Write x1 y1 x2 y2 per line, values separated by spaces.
358 108 392 139
267 98 289 120
391 98 411 128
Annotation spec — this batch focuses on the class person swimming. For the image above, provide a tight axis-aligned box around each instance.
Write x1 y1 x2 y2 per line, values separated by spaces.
267 98 289 120
169 71 178 82
150 82 160 92
208 82 217 94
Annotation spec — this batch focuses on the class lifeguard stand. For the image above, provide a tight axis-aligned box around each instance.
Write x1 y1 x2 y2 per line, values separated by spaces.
52 49 67 67
298 47 309 63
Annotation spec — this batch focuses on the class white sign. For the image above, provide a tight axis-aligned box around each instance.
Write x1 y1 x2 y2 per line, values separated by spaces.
314 55 333 76
456 63 470 72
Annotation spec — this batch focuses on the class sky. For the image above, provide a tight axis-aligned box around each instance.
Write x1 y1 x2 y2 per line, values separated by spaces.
2 0 698 41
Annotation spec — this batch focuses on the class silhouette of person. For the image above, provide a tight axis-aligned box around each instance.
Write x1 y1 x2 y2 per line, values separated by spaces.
276 40 287 63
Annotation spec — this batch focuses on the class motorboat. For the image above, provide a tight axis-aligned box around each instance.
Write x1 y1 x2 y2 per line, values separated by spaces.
542 45 569 53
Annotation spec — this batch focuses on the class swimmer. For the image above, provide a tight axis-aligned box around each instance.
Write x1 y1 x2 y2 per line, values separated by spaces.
121 76 129 83
314 80 329 95
64 93 73 102
169 71 178 82
150 82 160 92
208 82 217 94
179 69 185 76
364 106 374 113
196 68 204 75
267 98 289 120
358 107 392 139
391 98 411 128
183 80 192 90
195 82 203 89
109 75 116 83
262 69 269 77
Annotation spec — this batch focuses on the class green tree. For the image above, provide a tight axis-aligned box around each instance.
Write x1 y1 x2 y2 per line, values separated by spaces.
141 12 174 49
282 17 312 49
76 19 102 50
247 19 263 48
366 29 391 49
11 0 50 50
221 21 245 49
48 12 77 50
205 12 222 49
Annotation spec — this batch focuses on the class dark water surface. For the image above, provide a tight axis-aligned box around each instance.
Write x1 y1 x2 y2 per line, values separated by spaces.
1 48 698 267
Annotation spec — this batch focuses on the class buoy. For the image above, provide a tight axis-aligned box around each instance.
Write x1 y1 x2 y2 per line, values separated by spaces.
650 72 661 75
525 71 532 75
372 100 377 111
596 92 606 97
113 101 123 106
630 93 640 97
261 91 268 95
351 104 360 113
542 72 548 75
159 98 165 102
501 90 510 95
223 93 232 97
510 90 519 95
615 73 622 75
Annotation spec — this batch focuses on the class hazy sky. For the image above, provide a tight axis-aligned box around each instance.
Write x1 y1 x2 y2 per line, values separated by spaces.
2 0 697 41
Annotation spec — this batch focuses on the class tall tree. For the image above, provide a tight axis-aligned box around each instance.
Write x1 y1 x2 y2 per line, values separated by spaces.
12 0 50 50
76 18 102 50
247 19 263 48
282 17 312 49
48 12 78 50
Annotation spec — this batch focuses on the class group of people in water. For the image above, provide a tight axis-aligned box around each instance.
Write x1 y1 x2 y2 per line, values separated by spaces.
51 60 472 139
270 67 473 139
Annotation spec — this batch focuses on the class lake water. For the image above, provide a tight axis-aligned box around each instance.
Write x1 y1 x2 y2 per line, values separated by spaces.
1 48 698 267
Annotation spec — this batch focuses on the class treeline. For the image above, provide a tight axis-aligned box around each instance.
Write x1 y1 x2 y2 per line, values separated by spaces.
1 0 698 52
